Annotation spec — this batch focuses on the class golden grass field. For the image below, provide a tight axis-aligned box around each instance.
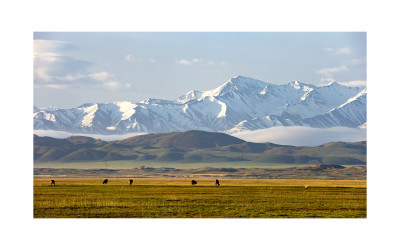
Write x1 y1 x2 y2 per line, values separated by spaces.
34 178 366 218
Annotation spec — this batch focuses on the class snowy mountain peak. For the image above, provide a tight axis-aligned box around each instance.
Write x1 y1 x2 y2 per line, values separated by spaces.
34 76 367 135
44 105 59 111
327 81 338 85
293 80 301 89
114 101 134 106
230 75 269 88
78 103 96 109
177 90 203 103
199 76 270 100
325 81 347 88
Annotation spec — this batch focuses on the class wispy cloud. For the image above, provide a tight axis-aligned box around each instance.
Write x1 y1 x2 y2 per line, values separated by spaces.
319 78 335 84
89 71 112 82
335 47 352 55
34 40 92 84
347 58 366 65
103 81 133 90
176 59 193 65
316 65 348 77
34 39 126 90
125 54 143 62
176 58 203 65
43 84 70 89
324 47 352 55
176 58 226 66
104 81 119 89
34 39 118 88
339 80 367 87
192 58 201 63
34 40 68 62
149 58 157 63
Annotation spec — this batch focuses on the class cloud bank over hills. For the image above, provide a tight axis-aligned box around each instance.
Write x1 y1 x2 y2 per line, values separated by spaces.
232 126 366 146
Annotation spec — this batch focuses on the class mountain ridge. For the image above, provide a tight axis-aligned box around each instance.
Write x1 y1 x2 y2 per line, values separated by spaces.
34 76 366 135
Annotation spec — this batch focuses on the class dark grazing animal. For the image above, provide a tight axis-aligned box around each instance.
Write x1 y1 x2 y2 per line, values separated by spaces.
215 179 220 186
191 180 197 185
129 179 133 185
103 179 108 184
50 180 55 186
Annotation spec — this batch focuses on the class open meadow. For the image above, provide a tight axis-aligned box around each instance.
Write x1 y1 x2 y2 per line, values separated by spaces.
34 178 366 218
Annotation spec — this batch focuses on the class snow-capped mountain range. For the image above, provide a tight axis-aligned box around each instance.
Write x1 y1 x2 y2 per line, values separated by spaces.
34 76 367 135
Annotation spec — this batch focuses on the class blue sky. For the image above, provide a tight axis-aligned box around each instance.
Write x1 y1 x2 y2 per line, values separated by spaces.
34 32 366 108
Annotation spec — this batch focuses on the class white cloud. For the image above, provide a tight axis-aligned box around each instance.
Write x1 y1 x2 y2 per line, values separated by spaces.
125 54 132 61
34 39 95 86
318 78 336 85
34 40 69 83
34 40 123 90
44 84 69 89
34 52 62 63
103 81 133 90
149 58 157 63
348 58 366 65
318 78 367 87
89 71 111 81
55 73 85 81
320 77 335 82
339 80 367 87
335 47 352 55
176 58 225 66
316 65 348 77
34 40 67 62
125 54 143 62
232 126 366 146
324 47 352 55
192 58 201 63
176 59 192 65
35 67 53 82
104 81 119 89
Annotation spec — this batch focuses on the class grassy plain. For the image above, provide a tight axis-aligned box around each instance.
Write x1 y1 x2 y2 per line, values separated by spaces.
34 160 297 169
34 179 366 218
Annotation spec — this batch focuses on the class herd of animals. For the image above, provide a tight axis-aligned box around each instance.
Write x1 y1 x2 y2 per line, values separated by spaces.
50 179 221 186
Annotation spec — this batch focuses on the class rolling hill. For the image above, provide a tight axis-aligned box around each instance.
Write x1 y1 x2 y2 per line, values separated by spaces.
34 130 366 165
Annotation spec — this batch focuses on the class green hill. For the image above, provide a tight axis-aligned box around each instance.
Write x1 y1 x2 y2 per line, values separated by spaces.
33 131 366 165
116 130 245 149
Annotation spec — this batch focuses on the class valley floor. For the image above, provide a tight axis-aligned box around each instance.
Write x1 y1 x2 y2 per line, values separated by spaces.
34 162 366 180
34 179 366 218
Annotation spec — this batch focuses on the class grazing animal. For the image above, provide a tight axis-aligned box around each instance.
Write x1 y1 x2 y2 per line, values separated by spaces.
191 180 197 185
50 180 55 186
215 179 220 186
103 179 108 184
129 179 133 185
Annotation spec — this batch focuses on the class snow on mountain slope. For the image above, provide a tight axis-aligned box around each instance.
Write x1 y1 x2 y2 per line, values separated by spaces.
33 76 367 134
297 88 367 128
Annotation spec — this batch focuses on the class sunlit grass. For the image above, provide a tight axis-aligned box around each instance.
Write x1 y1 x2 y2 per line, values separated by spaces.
34 179 366 218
